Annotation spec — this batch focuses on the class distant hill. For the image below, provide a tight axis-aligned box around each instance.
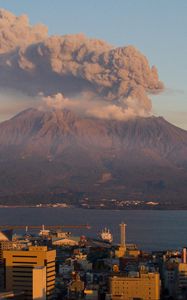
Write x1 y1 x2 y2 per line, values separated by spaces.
0 108 187 208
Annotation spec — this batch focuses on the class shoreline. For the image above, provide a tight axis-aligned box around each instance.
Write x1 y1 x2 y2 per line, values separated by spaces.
0 205 187 210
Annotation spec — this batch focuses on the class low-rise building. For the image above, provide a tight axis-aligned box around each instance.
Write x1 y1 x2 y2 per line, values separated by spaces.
110 270 160 300
163 261 178 298
176 262 187 299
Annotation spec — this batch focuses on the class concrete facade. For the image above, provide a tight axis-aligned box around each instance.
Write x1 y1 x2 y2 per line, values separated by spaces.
3 246 56 300
110 271 160 300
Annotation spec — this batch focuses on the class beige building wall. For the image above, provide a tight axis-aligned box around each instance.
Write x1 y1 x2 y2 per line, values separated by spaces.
33 266 46 300
110 272 160 300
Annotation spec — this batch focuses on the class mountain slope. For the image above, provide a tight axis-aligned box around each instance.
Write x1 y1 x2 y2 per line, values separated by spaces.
0 108 187 207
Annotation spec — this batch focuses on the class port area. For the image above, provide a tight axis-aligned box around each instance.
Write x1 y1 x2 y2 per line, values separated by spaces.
0 224 186 300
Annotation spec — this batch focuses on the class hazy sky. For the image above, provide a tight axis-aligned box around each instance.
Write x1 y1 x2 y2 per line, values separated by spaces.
0 0 186 128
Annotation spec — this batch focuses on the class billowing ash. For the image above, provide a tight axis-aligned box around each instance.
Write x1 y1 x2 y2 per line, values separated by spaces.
0 9 164 121
0 9 47 54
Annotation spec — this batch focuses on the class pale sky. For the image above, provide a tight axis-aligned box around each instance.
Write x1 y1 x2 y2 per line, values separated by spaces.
0 0 186 128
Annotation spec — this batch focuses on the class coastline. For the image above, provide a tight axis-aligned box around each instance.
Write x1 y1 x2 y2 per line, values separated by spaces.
0 204 187 210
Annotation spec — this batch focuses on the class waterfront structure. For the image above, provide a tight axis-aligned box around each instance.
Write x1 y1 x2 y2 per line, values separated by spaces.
52 237 79 246
0 230 12 242
110 269 160 300
115 223 140 258
99 228 113 243
120 223 126 248
115 223 126 258
126 244 140 258
3 246 56 300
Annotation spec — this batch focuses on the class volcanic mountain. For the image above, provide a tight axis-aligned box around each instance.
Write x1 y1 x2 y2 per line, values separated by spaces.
0 108 187 208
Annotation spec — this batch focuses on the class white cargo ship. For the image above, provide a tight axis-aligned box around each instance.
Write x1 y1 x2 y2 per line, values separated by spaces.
99 227 113 243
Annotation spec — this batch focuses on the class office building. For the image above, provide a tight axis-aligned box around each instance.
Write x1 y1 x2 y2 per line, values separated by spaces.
3 246 56 300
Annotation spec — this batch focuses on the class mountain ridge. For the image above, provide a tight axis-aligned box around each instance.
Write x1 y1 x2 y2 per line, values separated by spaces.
0 108 187 208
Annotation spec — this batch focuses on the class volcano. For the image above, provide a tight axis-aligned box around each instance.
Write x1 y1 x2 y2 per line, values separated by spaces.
0 108 187 208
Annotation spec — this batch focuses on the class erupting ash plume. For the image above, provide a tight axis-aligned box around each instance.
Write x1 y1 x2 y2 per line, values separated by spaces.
0 9 47 54
0 9 164 120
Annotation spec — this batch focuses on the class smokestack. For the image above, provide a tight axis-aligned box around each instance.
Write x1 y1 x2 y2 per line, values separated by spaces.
182 248 187 264
120 223 126 248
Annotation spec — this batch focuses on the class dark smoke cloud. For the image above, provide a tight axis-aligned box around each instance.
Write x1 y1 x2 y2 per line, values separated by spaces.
0 9 164 120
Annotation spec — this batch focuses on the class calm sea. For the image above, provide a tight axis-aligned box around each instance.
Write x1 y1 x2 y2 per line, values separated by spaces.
0 208 187 251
